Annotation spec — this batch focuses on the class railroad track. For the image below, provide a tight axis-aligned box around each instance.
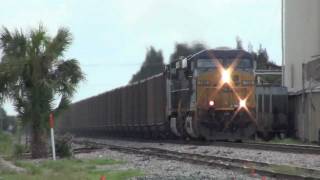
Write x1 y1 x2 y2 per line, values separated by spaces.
87 136 320 155
74 139 320 180
73 146 102 154
212 141 320 155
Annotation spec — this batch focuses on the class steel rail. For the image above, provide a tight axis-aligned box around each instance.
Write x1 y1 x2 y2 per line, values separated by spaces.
212 141 320 155
77 136 320 155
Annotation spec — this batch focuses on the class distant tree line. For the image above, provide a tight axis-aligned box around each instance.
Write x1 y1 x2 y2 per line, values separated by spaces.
169 42 207 63
235 37 280 70
129 42 207 83
252 45 279 70
130 38 280 83
235 37 281 85
129 47 165 83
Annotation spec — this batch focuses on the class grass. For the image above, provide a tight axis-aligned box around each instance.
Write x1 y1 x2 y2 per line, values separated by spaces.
270 164 300 175
0 158 143 180
0 131 143 179
269 164 320 177
253 137 313 145
0 130 29 161
266 137 319 145
0 130 14 158
268 138 306 145
87 158 125 165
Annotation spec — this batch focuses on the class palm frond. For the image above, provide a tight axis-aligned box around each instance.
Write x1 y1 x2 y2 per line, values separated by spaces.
54 58 84 97
45 27 72 61
54 95 71 116
29 25 48 55
0 27 27 58
0 27 12 51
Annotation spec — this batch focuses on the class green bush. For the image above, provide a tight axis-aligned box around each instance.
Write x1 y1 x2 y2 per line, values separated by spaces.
55 134 73 158
0 131 13 157
13 144 25 159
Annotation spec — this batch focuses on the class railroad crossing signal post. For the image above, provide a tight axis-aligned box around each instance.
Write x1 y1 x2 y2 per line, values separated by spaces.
49 113 56 160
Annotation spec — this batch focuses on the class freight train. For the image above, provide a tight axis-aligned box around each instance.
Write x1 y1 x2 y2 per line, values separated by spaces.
57 49 288 140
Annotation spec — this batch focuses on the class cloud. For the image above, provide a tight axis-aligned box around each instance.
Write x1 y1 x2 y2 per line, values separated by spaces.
0 0 72 34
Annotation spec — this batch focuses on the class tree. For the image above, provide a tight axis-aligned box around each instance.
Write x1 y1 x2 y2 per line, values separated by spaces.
130 46 164 83
236 36 243 50
0 107 16 132
0 25 84 158
0 107 6 130
256 44 269 69
170 42 207 63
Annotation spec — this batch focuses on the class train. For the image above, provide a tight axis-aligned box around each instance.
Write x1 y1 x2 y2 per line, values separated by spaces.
57 49 288 140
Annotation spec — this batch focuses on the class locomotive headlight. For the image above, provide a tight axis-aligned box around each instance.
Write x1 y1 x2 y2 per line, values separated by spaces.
221 69 231 84
239 99 246 108
209 100 214 106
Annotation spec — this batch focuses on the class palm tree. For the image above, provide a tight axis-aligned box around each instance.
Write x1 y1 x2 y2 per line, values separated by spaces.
0 25 84 158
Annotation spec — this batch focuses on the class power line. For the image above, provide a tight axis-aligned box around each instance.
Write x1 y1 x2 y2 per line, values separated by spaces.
0 62 165 68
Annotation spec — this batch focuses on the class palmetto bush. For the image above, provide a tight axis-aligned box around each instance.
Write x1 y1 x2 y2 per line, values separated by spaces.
0 25 84 158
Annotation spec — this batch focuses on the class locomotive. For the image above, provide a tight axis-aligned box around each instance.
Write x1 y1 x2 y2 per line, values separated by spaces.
57 49 286 140
169 49 256 140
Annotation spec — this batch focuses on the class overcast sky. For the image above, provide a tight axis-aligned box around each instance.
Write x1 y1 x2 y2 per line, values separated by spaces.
0 0 281 115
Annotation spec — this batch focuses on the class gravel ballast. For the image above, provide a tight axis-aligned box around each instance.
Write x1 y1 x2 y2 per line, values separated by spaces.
75 144 268 180
76 137 320 171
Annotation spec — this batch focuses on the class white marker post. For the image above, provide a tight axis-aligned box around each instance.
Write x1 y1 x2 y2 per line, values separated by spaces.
49 113 56 160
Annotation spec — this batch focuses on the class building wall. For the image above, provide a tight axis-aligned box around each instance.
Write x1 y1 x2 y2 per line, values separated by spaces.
283 0 320 142
289 93 320 142
283 0 320 92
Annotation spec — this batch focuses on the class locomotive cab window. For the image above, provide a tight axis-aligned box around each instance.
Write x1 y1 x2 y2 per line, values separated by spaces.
236 58 253 69
222 58 253 69
197 59 217 68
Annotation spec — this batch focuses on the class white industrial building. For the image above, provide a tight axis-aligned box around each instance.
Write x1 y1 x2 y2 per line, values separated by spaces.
283 0 320 142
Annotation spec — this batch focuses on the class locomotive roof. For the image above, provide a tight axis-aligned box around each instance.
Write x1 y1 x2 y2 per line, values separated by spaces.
188 49 253 60
190 49 252 59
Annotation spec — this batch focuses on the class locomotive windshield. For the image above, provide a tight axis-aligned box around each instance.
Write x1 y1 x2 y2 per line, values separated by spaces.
197 58 253 69
223 58 253 69
197 59 217 68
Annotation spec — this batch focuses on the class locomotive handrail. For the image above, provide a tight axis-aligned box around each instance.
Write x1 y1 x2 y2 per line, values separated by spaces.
254 69 282 75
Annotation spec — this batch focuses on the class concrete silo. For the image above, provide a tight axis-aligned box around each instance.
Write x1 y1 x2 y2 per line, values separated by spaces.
283 0 320 142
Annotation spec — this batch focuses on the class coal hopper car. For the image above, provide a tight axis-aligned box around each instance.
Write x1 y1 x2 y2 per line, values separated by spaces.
56 73 170 138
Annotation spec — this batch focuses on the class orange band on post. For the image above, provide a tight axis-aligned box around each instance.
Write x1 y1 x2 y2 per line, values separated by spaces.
49 113 54 128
